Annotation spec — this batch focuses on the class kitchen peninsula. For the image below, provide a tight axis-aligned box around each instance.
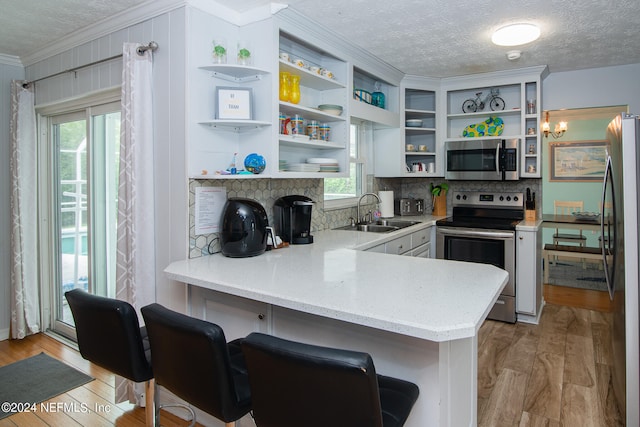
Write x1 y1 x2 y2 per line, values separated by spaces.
165 219 507 426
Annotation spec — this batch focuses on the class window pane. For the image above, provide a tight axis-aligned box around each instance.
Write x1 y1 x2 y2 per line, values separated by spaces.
325 124 360 201
55 119 89 327
53 110 120 328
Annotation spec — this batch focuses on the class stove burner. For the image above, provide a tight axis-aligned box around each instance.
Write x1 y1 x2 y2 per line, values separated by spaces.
435 217 521 231
437 190 525 230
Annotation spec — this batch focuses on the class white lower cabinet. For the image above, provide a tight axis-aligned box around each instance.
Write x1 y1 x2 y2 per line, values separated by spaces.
409 244 430 258
365 225 434 258
189 286 270 341
516 226 543 323
386 234 413 255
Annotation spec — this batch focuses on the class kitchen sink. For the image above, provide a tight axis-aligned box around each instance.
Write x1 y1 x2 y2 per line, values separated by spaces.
374 219 421 228
333 219 421 233
333 224 400 233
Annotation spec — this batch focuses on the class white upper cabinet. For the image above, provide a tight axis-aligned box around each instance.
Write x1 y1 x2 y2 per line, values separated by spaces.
374 75 440 177
351 66 399 128
184 6 547 180
276 30 349 178
186 9 275 179
441 66 548 178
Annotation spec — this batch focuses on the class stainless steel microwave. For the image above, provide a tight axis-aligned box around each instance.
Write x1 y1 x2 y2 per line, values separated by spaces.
445 138 519 181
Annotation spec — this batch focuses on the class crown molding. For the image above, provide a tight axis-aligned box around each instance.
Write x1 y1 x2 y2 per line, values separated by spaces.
188 0 287 26
274 8 404 84
0 53 23 67
20 0 186 67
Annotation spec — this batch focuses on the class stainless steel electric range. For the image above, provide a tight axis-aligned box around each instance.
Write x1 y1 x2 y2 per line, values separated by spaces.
436 191 524 323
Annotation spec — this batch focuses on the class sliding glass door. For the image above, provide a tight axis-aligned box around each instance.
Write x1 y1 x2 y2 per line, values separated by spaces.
44 101 120 338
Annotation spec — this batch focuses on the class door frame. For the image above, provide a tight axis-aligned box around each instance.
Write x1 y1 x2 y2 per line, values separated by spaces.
37 88 120 339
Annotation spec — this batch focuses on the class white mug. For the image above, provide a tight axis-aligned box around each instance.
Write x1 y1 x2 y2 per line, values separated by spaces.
406 144 415 152
428 163 435 174
419 145 427 152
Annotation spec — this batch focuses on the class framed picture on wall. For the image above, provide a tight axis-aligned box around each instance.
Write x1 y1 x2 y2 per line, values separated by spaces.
549 140 608 181
215 86 253 120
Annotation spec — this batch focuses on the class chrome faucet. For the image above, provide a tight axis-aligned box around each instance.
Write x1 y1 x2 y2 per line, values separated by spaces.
357 192 381 223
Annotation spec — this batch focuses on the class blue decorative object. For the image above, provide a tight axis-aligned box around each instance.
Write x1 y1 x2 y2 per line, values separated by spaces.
244 153 266 174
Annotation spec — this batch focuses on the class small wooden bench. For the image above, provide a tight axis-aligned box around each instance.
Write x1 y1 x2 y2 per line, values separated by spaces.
543 244 609 284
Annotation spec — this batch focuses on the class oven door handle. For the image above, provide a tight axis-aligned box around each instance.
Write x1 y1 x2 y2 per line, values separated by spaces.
437 228 514 239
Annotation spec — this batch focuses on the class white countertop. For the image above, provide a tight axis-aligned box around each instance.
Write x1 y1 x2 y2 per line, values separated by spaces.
165 216 508 342
516 218 543 231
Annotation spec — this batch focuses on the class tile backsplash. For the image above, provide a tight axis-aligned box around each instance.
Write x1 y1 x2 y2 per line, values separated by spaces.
188 177 541 258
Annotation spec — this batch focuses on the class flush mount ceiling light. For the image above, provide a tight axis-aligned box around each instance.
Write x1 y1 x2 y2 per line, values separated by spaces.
491 23 540 46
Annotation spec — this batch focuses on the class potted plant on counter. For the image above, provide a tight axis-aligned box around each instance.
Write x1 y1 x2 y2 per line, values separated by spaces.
430 182 449 216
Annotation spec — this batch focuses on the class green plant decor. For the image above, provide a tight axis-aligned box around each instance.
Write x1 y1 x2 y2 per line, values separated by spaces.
430 182 449 197
238 48 251 59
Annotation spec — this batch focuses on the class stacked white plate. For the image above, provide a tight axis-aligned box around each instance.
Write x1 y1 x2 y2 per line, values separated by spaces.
288 163 321 172
307 157 340 173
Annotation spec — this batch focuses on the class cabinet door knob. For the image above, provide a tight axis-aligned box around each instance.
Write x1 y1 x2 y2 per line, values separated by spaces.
519 236 524 240
258 313 265 320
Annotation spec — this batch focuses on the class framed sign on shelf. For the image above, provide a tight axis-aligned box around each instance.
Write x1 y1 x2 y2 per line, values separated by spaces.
549 140 608 181
215 86 253 120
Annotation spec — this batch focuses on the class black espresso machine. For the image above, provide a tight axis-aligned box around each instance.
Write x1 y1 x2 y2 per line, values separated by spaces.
274 195 314 244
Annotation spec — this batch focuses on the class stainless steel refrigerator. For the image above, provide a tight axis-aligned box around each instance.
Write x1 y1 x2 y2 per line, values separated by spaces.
603 113 640 425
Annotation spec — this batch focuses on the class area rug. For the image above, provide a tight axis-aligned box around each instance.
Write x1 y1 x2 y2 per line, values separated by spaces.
546 260 607 291
0 352 93 419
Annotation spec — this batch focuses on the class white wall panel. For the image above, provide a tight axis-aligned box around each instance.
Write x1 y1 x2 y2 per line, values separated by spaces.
154 7 190 311
22 7 189 316
543 63 640 113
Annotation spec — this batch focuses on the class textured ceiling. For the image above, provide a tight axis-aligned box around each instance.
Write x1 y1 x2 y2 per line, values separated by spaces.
1 0 640 78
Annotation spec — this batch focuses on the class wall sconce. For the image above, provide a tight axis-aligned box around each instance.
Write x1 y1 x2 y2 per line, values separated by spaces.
542 111 567 138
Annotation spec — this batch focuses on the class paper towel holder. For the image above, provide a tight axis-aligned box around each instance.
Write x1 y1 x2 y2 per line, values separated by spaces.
378 190 395 218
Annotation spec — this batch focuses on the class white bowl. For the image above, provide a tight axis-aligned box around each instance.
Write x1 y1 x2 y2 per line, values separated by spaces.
318 104 343 116
405 119 423 127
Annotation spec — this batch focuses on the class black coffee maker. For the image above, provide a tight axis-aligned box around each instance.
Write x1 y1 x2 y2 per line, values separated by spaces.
274 195 314 244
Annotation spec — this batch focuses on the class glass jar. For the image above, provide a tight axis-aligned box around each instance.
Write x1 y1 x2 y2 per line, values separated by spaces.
291 115 304 135
237 40 251 65
319 123 331 141
211 39 227 63
279 112 287 135
279 72 290 102
371 81 385 109
289 74 301 104
306 120 319 140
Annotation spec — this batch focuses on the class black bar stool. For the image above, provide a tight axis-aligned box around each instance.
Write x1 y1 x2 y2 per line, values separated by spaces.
140 303 251 427
241 332 419 427
65 289 155 427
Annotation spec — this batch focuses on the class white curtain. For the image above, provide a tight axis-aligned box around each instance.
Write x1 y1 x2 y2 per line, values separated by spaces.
9 81 40 339
115 43 156 404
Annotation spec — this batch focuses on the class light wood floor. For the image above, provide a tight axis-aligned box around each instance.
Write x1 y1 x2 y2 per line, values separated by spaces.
0 285 622 427
0 334 199 427
478 284 624 426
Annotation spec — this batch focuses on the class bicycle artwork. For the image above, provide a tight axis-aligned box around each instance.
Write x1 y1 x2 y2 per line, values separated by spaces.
462 88 505 113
